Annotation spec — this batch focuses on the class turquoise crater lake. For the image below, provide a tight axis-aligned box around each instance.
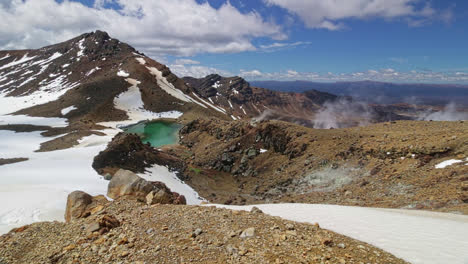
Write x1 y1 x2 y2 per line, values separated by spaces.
124 121 182 147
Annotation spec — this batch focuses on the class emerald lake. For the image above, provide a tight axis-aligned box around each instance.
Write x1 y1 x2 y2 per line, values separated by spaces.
124 121 182 147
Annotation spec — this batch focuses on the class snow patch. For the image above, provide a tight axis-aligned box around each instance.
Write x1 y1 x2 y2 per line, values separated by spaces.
76 38 85 60
99 78 183 129
435 159 463 169
228 100 233 108
135 57 146 65
260 149 267 153
61 106 77 115
17 76 36 87
240 106 247 115
212 81 221 89
62 63 70 68
0 75 79 115
191 93 227 114
117 70 129 77
146 66 207 109
0 114 68 127
86 67 101 76
0 53 37 70
0 54 10 61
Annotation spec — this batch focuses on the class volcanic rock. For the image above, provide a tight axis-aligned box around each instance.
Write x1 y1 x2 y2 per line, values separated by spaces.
65 191 109 223
65 191 93 222
107 169 186 205
92 133 185 175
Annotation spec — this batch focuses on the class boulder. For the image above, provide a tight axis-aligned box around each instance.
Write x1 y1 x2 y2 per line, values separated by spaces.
108 169 187 205
65 192 109 222
65 191 93 222
146 190 172 205
107 169 155 200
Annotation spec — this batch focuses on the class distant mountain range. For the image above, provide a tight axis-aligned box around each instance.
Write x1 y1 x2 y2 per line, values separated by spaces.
250 80 468 107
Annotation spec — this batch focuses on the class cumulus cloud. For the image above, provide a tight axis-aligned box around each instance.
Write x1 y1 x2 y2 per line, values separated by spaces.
0 0 284 56
263 0 452 30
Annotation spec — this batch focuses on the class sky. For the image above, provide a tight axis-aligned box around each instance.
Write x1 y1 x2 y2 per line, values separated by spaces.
1 0 467 83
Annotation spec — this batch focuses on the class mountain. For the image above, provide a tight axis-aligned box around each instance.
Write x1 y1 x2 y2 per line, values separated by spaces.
0 31 240 121
183 74 342 126
250 80 468 106
184 74 414 128
0 31 236 149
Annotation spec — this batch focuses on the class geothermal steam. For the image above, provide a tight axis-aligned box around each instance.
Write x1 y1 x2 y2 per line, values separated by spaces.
313 99 374 129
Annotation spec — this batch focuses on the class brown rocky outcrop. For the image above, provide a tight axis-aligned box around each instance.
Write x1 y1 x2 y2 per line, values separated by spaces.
107 169 186 205
92 133 185 175
65 191 109 222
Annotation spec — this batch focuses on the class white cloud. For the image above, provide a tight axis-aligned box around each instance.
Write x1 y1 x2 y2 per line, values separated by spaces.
239 69 264 78
173 59 200 65
259 41 311 51
263 0 450 30
286 70 299 77
169 63 232 78
0 0 285 56
239 68 468 83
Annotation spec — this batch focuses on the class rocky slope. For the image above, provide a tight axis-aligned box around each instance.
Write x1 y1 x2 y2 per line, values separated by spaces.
172 119 468 213
0 171 407 264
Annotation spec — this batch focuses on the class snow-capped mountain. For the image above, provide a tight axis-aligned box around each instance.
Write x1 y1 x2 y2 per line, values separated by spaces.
0 31 229 127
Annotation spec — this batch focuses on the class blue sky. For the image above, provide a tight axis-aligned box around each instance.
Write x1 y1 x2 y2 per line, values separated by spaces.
183 0 468 82
1 0 468 83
